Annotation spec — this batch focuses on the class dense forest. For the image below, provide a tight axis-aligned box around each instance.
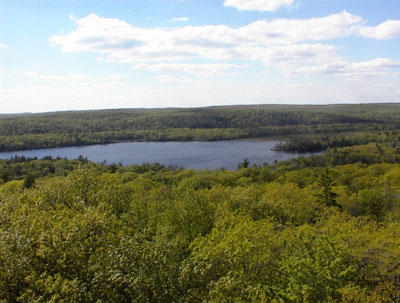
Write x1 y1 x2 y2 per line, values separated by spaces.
2 103 400 152
1 142 400 302
273 131 400 153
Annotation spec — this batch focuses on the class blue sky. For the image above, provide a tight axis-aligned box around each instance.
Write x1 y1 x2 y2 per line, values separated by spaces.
0 0 399 113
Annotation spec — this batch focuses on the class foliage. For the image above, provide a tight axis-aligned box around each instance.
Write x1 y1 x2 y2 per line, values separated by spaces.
2 103 400 151
273 132 400 153
1 142 400 302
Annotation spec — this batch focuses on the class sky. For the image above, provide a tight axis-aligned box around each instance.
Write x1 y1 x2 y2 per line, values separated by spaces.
0 0 399 113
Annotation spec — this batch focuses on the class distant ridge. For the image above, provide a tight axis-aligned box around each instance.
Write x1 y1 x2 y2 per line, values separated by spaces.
1 102 399 116
1 102 400 152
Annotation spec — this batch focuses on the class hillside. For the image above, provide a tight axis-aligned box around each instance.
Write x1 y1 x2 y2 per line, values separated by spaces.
1 103 400 152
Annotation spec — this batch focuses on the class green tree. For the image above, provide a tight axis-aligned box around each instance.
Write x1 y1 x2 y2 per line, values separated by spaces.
316 168 342 210
23 173 35 188
237 158 250 169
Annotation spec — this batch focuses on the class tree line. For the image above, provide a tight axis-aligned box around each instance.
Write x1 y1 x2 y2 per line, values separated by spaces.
273 131 400 152
2 103 400 151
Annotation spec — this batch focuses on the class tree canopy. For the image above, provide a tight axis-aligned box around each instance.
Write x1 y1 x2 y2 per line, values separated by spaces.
1 142 400 302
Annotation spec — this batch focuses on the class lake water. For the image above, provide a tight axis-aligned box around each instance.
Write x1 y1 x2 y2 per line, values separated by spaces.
0 140 317 170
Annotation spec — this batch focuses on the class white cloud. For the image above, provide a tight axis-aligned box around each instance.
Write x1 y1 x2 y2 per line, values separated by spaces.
0 43 5 48
133 62 248 76
223 0 296 12
238 11 362 44
237 43 339 74
349 58 400 70
170 17 190 22
51 11 362 58
50 12 400 79
358 20 400 39
293 58 400 78
49 12 362 73
24 71 92 81
51 14 239 62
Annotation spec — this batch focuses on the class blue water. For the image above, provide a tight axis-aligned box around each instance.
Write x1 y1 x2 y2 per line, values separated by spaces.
0 140 316 170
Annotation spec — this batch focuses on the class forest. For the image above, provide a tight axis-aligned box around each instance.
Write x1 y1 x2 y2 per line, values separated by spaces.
2 103 400 152
1 141 400 302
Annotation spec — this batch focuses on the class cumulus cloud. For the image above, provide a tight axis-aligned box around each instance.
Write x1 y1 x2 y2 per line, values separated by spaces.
358 20 400 39
49 12 359 71
51 14 145 54
51 11 362 57
50 12 400 78
223 0 296 12
170 17 190 22
238 11 362 43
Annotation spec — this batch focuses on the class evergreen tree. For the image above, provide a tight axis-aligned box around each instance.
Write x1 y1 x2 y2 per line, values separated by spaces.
316 168 342 209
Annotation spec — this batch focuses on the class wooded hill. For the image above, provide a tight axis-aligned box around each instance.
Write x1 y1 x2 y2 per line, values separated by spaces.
2 103 400 151
1 143 400 302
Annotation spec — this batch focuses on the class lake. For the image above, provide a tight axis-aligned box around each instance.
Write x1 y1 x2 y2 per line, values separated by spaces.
0 140 317 170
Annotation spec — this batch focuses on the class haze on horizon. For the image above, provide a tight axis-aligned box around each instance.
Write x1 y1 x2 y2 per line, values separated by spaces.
1 0 400 114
